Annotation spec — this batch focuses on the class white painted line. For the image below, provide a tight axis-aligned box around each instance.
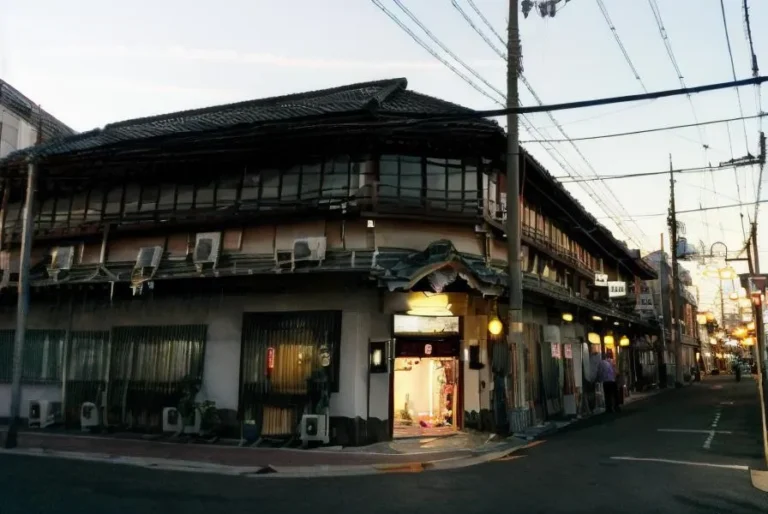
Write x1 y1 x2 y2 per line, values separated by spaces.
703 432 715 449
610 456 749 471
656 429 732 434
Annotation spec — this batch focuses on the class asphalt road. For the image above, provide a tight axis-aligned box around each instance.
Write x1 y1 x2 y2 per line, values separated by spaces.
1 375 766 514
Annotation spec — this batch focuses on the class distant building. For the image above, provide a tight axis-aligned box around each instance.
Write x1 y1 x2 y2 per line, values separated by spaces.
0 80 74 158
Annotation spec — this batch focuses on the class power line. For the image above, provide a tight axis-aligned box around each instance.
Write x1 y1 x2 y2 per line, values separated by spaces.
718 0 749 241
596 0 648 93
601 199 768 219
520 113 766 144
450 0 647 249
556 164 748 184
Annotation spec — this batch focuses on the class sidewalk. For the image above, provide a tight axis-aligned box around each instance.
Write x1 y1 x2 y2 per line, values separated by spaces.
0 428 527 478
0 387 671 478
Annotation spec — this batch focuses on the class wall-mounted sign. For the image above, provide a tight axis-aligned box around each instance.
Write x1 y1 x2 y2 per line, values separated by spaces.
266 347 275 370
608 281 627 298
551 343 561 359
393 314 460 335
563 344 573 359
595 273 608 287
635 283 654 311
424 344 433 355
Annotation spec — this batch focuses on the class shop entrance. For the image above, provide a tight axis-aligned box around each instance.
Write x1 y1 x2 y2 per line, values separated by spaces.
392 338 461 438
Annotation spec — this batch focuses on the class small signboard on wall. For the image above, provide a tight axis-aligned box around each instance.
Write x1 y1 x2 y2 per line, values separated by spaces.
564 344 573 359
608 281 627 298
595 273 608 287
393 314 460 335
551 343 561 359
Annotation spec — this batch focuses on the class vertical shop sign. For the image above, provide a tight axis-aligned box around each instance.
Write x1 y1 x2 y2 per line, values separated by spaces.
564 344 573 359
551 343 561 359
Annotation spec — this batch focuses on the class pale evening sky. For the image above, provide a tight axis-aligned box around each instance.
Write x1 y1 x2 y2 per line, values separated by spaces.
1 0 766 312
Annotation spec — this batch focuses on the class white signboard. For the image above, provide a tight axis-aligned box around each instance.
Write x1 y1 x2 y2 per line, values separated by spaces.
608 281 627 298
635 283 655 311
393 315 460 335
595 273 608 287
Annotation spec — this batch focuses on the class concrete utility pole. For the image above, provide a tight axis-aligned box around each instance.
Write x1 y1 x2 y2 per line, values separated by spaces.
506 0 527 431
667 155 684 388
4 160 37 449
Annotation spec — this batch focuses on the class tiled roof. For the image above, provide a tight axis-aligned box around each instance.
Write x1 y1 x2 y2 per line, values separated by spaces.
0 80 75 140
0 78 498 163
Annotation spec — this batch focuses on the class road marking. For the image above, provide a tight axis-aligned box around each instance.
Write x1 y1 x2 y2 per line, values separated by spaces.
656 429 732 434
703 407 723 449
610 456 749 471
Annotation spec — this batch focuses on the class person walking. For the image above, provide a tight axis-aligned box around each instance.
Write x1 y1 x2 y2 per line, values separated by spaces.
597 350 619 413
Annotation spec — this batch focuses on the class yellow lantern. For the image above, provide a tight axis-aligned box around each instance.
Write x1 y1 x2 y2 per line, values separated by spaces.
706 312 716 322
696 313 707 325
604 334 615 346
488 316 503 336
619 336 630 347
562 312 574 322
587 332 601 345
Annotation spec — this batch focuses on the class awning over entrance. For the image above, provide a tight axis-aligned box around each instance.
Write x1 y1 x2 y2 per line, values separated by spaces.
375 240 505 296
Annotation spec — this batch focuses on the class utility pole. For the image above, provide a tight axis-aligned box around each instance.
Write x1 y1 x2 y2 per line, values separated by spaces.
658 233 668 387
4 160 37 449
667 155 684 388
748 222 768 466
506 0 527 432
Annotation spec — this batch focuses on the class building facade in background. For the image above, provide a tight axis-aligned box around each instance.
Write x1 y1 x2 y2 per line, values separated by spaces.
0 80 74 158
0 78 658 445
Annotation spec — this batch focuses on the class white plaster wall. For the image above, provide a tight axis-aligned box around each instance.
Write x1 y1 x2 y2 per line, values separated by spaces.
367 311 392 421
0 287 384 420
0 384 61 418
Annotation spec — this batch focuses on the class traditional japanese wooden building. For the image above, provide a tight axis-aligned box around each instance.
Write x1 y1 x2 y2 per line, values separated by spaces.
0 78 657 444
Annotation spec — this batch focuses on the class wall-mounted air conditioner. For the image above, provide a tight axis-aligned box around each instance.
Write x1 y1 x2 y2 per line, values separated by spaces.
299 413 329 446
293 237 327 262
193 232 222 271
162 407 201 435
80 402 100 431
28 400 62 429
47 246 75 279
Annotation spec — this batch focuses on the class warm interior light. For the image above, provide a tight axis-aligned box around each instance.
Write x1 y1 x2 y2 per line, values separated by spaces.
562 312 573 322
604 334 615 346
371 349 383 367
406 293 453 316
747 321 756 331
739 298 752 308
591 315 602 321
719 267 736 280
743 337 755 346
696 313 707 325
488 316 503 336
619 336 630 347
729 292 739 300
734 327 748 338
587 332 601 345
706 312 715 321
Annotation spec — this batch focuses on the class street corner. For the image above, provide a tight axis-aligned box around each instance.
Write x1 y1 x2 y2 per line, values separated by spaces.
751 469 768 493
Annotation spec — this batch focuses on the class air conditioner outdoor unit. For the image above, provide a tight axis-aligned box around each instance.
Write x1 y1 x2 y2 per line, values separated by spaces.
193 232 222 271
80 401 100 431
293 237 327 262
135 246 164 272
47 246 75 279
162 407 201 435
28 400 62 429
299 413 329 445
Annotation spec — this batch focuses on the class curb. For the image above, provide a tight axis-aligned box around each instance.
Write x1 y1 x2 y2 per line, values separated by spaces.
0 442 526 479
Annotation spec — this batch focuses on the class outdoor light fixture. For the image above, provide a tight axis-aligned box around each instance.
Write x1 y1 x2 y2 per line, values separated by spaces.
619 336 630 347
488 316 503 336
696 313 707 325
406 293 453 316
561 312 573 322
613 321 620 326
729 292 739 301
591 315 602 321
604 334 615 346
369 340 389 374
733 327 748 338
719 267 736 280
743 337 755 346
587 332 601 345
706 312 716 322
747 321 756 331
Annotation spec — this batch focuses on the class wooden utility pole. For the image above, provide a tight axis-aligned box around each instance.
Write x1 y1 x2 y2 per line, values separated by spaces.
667 155 684 388
506 0 527 432
4 160 37 449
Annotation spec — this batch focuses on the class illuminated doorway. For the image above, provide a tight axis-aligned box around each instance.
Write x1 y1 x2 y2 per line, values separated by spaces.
393 356 459 438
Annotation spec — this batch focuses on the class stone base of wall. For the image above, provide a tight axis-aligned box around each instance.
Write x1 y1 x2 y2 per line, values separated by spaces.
330 416 390 446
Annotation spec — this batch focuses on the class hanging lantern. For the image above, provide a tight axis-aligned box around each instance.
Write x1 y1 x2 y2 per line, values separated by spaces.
619 336 630 347
604 334 615 346
587 332 601 345
696 313 707 325
488 316 503 336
